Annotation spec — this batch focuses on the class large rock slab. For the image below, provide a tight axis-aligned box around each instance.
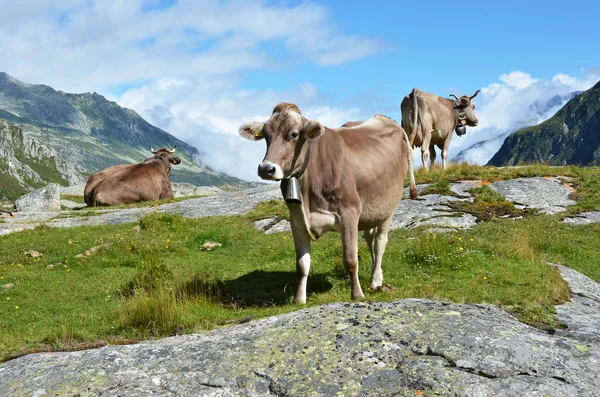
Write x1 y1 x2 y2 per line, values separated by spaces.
552 263 600 344
1 298 599 396
14 184 61 213
490 177 575 215
562 211 600 226
170 182 223 198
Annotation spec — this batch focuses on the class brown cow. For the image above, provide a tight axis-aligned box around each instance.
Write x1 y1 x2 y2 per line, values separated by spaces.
240 103 417 303
84 147 181 206
401 88 480 170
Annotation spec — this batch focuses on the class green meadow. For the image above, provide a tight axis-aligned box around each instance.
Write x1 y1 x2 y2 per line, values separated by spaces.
1 164 599 359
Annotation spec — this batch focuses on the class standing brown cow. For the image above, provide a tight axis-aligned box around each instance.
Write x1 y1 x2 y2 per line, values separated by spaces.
401 88 480 170
84 147 181 206
240 103 417 303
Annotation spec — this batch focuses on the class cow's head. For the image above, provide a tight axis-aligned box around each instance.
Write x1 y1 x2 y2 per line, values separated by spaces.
239 102 324 181
450 90 480 128
148 146 181 175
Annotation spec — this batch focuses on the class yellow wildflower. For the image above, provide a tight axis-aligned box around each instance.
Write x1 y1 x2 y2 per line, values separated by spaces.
15 306 19 309
6 298 10 301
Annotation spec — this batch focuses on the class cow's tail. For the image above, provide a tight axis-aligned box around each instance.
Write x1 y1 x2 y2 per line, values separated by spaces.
409 88 419 147
402 128 418 200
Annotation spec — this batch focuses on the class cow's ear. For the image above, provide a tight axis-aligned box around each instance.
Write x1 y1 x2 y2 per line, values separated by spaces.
303 120 324 140
460 97 470 106
239 122 265 141
170 157 181 165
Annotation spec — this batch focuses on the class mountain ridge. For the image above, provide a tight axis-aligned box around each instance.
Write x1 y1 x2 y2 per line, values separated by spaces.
488 81 600 166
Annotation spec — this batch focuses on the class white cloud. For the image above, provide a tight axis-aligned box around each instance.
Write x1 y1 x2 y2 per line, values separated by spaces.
498 71 539 89
450 70 600 165
118 77 369 181
0 0 383 94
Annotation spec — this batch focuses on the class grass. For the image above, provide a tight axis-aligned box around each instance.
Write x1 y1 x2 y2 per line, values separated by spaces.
0 164 599 358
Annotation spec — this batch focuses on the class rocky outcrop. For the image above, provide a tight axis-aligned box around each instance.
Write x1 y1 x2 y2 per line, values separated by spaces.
170 182 223 198
2 266 600 396
0 120 84 200
490 177 575 214
13 184 60 212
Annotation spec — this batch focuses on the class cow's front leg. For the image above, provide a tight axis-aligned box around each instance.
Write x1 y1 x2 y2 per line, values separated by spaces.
421 133 432 171
441 139 451 171
341 212 364 300
365 216 392 289
291 227 311 304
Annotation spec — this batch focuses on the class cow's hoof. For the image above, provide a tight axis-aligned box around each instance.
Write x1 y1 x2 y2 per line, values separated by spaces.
368 282 382 290
294 296 307 304
351 292 365 301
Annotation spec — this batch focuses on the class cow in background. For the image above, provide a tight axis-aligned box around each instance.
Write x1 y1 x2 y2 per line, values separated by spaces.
240 103 417 303
401 88 480 170
84 147 181 206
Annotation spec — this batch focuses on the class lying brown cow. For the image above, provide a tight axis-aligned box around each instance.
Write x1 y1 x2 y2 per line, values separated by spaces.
84 147 181 207
401 88 480 170
240 103 417 303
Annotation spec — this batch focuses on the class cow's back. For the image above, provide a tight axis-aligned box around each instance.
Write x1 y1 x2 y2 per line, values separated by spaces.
334 116 407 228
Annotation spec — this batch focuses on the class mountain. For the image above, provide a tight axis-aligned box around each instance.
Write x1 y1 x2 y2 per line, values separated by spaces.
453 91 581 165
488 82 600 166
0 72 243 200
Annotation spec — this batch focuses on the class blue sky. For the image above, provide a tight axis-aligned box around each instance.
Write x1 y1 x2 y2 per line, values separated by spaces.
0 0 599 179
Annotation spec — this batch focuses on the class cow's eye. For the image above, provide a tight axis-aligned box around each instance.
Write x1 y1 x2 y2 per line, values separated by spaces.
290 131 299 139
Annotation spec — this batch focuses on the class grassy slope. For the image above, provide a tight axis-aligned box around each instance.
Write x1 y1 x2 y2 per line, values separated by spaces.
1 164 599 358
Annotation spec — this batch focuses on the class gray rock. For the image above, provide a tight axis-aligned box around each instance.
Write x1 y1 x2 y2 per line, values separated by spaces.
254 217 291 234
59 185 86 196
391 193 477 231
490 177 576 214
552 263 600 344
171 182 222 198
1 298 599 396
14 184 61 213
562 211 600 226
60 199 87 210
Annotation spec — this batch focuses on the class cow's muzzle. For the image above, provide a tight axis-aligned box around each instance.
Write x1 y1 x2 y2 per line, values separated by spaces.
258 161 284 180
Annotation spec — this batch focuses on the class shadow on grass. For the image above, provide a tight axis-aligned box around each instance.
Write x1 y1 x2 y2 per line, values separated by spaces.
179 270 333 307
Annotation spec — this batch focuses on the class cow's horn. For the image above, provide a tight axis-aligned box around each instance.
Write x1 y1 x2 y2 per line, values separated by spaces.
449 94 459 100
470 90 481 100
170 145 176 153
150 146 157 153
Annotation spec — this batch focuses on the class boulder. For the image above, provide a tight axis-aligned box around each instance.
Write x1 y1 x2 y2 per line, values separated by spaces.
14 184 61 213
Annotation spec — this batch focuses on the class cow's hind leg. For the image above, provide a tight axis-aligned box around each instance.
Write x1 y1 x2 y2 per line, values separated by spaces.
292 227 311 304
341 211 364 300
429 144 437 169
365 216 392 290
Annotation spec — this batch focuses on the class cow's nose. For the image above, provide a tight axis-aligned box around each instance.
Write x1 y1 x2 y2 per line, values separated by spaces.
258 163 276 178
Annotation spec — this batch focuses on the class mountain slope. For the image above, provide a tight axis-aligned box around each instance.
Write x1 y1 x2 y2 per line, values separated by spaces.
0 72 242 199
488 81 600 166
454 91 580 165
